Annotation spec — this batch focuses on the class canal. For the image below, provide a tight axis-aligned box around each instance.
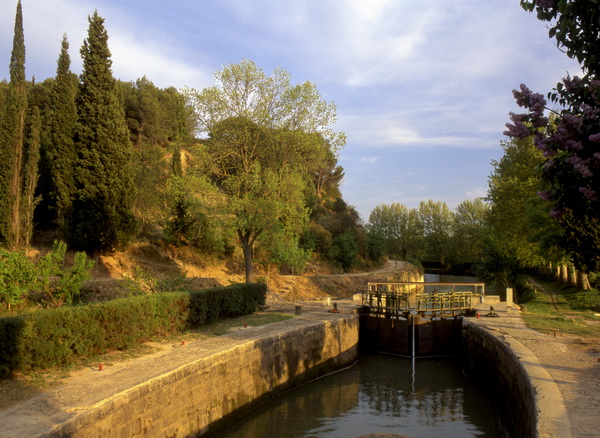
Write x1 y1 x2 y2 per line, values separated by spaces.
206 353 508 437
205 272 509 437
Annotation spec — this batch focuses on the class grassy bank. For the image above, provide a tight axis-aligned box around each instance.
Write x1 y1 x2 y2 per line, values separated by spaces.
519 276 600 348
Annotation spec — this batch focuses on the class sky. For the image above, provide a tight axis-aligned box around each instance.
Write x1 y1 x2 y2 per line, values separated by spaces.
0 0 582 221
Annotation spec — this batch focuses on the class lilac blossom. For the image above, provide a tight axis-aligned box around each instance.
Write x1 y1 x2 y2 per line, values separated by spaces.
579 187 598 201
579 104 600 118
564 76 583 92
562 114 583 129
565 156 593 177
550 208 564 219
504 121 530 139
589 133 600 142
564 140 583 151
537 190 551 201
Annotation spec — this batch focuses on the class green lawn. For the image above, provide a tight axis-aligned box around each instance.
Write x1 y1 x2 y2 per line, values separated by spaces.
519 276 600 342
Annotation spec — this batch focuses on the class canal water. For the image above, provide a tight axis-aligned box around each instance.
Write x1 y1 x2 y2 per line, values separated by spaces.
207 354 507 438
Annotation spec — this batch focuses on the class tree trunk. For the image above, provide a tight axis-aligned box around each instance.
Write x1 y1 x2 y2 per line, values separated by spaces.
238 230 254 283
568 264 578 287
559 264 568 283
578 272 591 291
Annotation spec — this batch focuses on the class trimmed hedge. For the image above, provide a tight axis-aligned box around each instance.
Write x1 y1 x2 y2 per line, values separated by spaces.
0 283 266 378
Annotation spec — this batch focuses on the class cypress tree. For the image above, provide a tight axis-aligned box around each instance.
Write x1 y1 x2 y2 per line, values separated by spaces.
45 34 78 230
22 106 41 249
69 11 136 251
0 0 28 249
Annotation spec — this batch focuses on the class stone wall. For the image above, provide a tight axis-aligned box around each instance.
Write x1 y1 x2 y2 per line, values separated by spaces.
48 316 359 437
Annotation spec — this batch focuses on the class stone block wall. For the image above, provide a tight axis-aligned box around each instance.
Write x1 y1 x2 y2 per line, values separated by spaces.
48 316 359 437
462 321 540 438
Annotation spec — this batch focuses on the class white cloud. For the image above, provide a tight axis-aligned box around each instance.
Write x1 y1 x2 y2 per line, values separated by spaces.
359 156 379 163
1 0 213 89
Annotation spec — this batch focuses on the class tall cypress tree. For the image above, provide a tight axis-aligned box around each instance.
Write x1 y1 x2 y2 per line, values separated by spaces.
22 106 41 250
45 34 78 230
69 11 136 251
0 0 28 249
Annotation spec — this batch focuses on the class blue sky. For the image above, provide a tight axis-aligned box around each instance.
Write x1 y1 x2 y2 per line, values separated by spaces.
0 0 581 220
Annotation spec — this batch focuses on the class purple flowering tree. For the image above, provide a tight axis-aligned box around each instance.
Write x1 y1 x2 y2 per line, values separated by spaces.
504 1 599 280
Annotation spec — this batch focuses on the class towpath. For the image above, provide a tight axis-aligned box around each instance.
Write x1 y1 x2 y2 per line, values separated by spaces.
472 301 600 438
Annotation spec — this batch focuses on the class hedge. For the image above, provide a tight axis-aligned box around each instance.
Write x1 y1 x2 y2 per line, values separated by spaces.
0 283 266 378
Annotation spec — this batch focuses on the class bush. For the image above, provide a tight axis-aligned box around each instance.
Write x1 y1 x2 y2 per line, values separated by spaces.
0 241 94 310
515 279 536 304
0 283 266 377
567 288 600 310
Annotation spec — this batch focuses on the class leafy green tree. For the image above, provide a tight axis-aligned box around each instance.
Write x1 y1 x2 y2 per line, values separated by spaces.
0 0 27 249
206 117 308 282
367 203 421 260
45 34 78 230
186 59 344 151
450 198 490 266
189 61 344 282
69 11 136 252
331 229 359 271
506 0 599 279
486 137 546 267
417 200 453 264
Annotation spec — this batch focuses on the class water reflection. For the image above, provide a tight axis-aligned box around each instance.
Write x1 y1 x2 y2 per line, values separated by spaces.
207 354 507 438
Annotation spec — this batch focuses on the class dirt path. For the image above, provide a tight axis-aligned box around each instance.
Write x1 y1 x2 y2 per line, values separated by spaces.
525 276 562 310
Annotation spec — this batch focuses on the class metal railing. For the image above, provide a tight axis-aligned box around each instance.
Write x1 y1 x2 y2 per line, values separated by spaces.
363 282 484 318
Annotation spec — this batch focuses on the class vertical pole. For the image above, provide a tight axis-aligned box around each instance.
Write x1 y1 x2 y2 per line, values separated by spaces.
410 310 417 391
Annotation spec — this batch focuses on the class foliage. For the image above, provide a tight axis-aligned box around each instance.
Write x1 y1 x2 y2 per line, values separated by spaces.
477 237 521 288
0 283 266 377
486 137 549 267
0 249 36 310
566 288 600 310
22 106 41 249
450 198 490 265
69 11 136 252
186 59 344 151
0 241 93 309
44 34 78 230
505 1 600 273
367 202 421 260
417 200 453 264
330 229 359 271
0 0 28 249
256 227 311 275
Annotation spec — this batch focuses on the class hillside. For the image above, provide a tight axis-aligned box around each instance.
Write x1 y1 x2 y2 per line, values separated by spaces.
66 242 421 304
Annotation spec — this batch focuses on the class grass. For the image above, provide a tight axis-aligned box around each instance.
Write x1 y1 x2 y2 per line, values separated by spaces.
0 311 293 409
519 276 600 342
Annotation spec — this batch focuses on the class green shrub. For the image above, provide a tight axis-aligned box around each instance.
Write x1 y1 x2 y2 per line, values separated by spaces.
0 241 94 309
0 283 266 377
515 280 536 304
567 288 600 310
0 250 36 310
